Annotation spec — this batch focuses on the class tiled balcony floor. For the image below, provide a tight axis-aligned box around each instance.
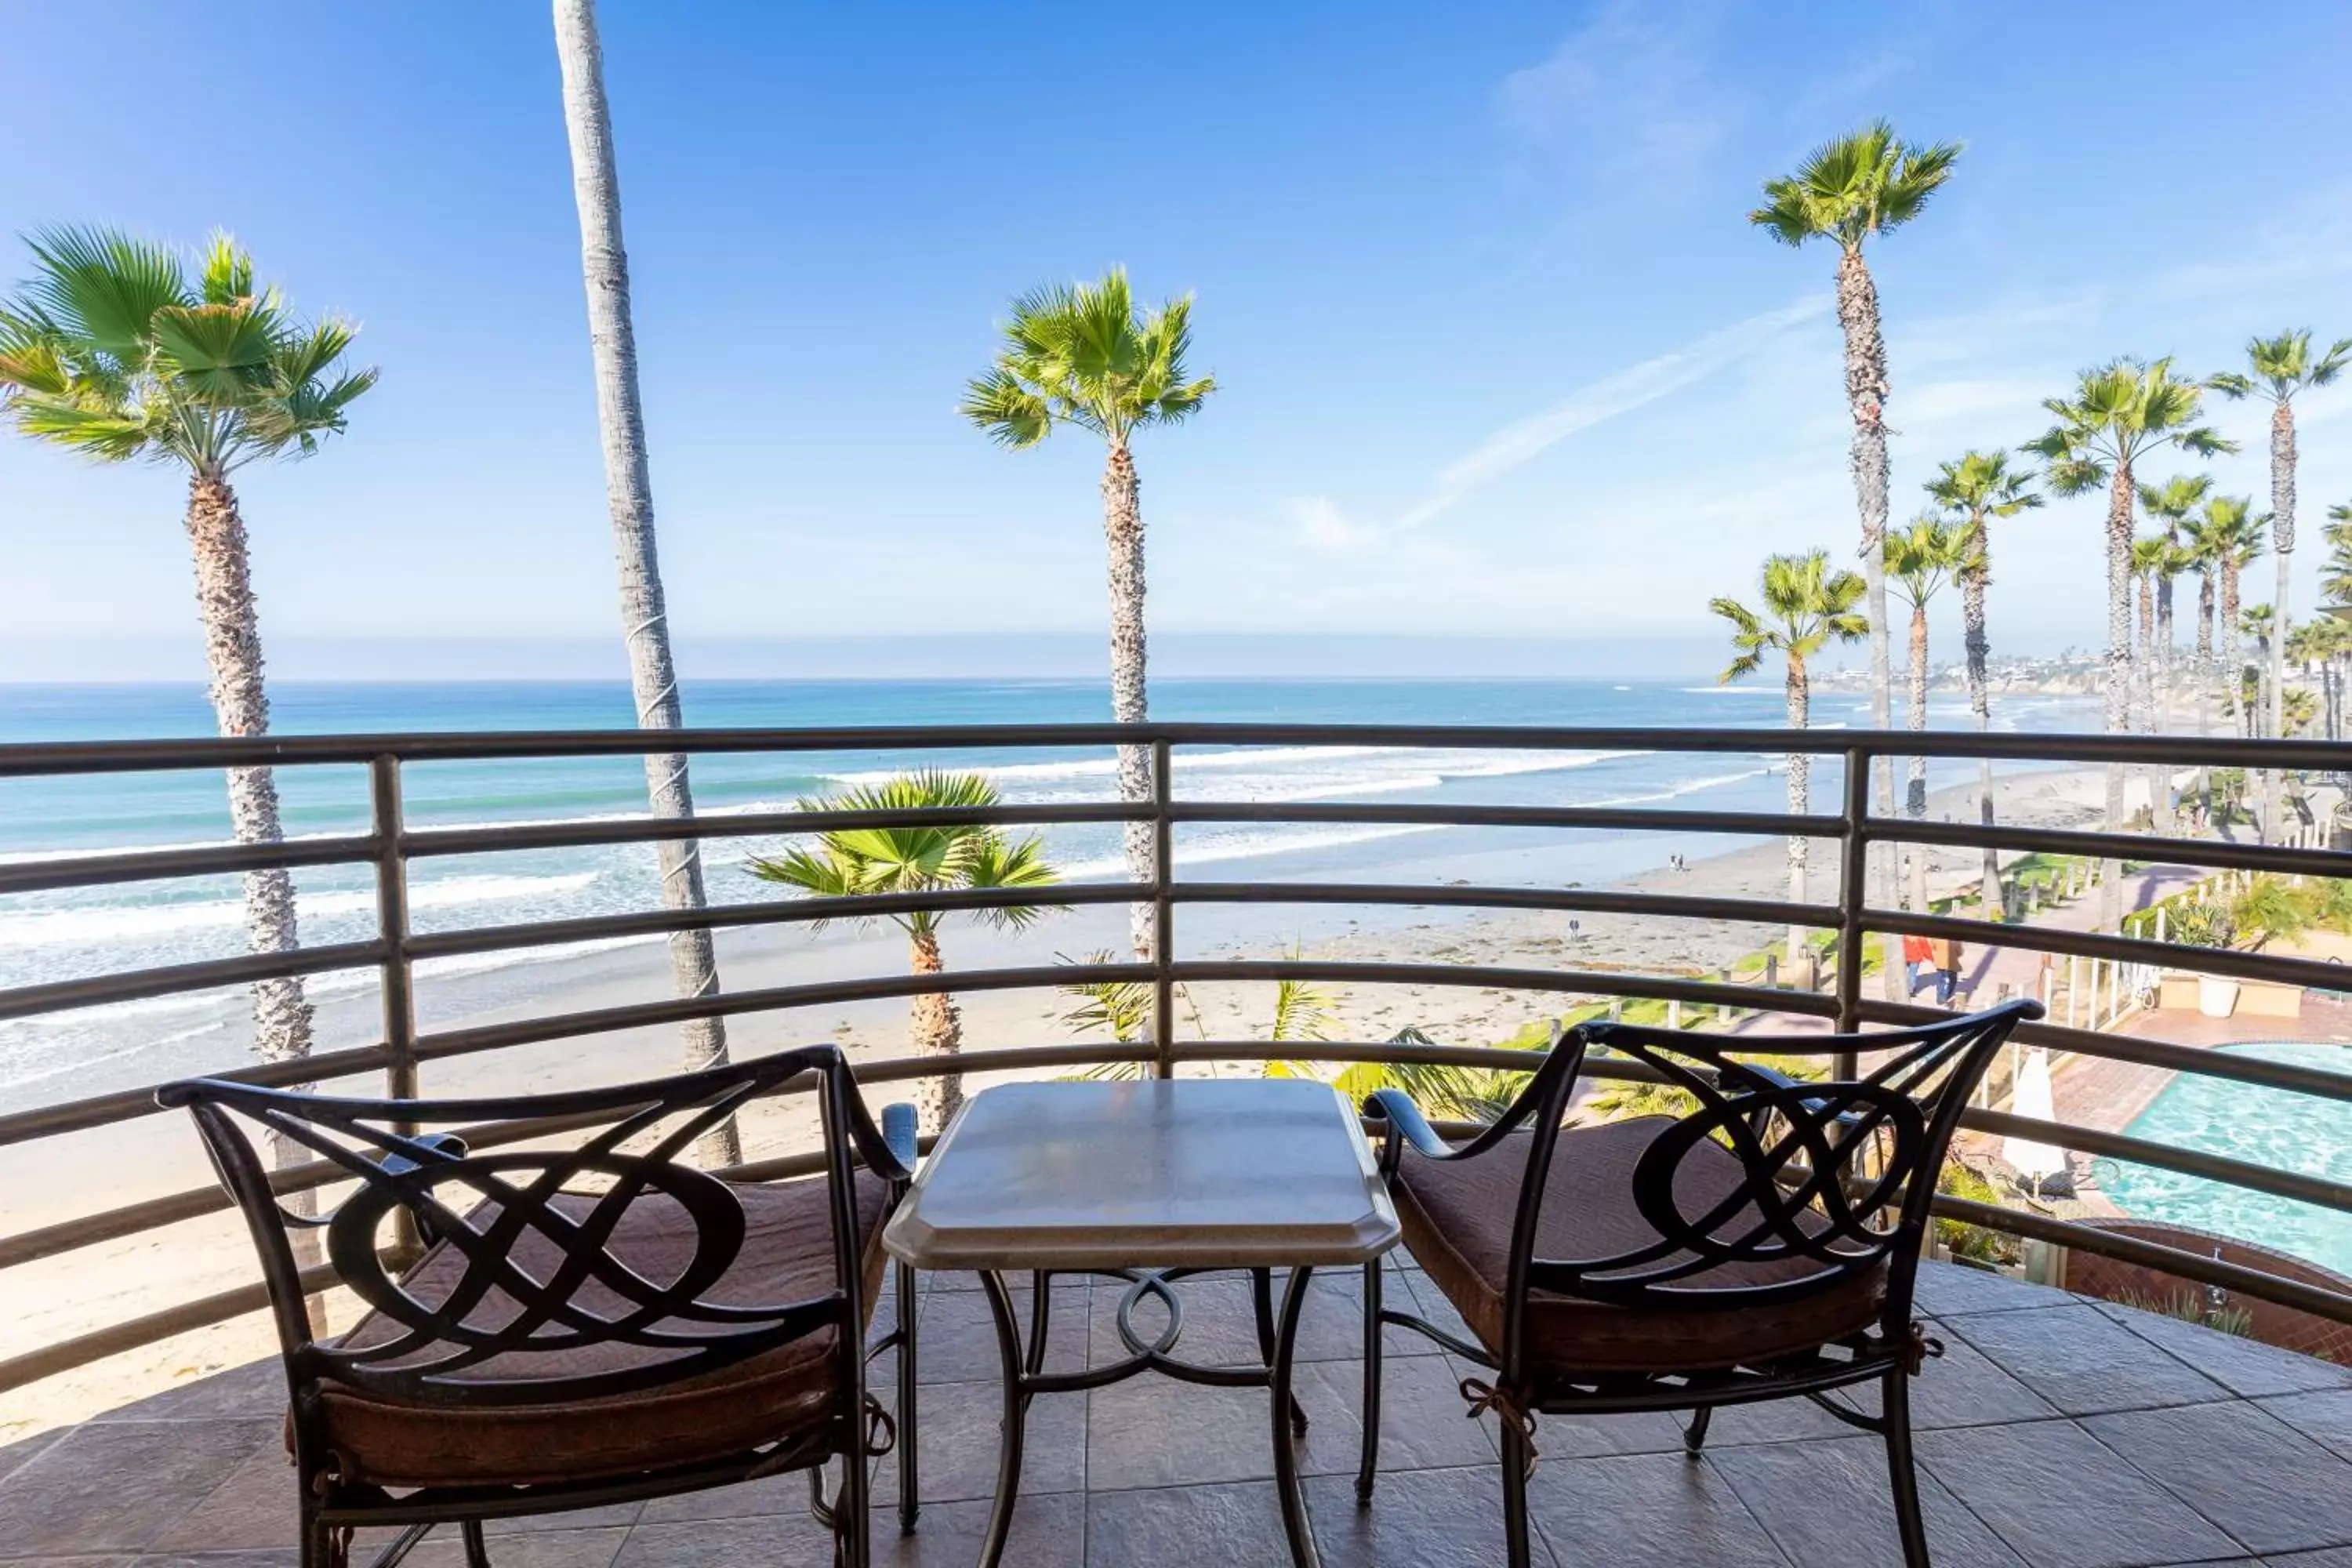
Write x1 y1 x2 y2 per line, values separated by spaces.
3 1262 2350 1567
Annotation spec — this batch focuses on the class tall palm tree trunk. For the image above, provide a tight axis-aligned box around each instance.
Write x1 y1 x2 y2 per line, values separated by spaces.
1102 437 1156 962
1961 539 2001 917
554 0 738 1165
187 471 315 1136
1784 655 1810 966
2100 463 2134 931
907 927 965 1133
1905 600 1929 915
2266 402 2296 844
2137 569 2169 834
1835 245 1900 994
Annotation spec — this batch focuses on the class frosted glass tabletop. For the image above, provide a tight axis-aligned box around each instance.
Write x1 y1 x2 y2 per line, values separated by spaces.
880 1079 1402 1272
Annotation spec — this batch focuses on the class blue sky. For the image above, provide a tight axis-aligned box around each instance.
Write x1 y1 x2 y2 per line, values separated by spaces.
3 1 2350 680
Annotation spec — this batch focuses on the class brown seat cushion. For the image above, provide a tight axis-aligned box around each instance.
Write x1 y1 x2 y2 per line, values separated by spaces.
310 1170 893 1487
1393 1117 1888 1374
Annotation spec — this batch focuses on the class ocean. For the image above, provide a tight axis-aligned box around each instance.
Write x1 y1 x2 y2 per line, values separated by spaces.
0 677 2103 1109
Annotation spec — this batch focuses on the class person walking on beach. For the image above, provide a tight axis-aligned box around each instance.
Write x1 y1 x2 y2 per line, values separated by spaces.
1902 933 1934 997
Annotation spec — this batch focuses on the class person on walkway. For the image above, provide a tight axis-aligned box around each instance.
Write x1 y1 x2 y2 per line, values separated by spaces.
1933 936 1965 1006
1902 933 1934 997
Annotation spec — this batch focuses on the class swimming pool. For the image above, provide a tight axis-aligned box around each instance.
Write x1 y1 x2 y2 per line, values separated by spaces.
2100 1040 2352 1278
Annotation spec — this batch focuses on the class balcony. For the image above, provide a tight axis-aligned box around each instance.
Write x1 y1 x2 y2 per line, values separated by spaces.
2 721 2349 1566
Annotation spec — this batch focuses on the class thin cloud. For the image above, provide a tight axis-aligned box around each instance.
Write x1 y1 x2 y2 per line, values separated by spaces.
1386 295 1831 535
1499 0 1730 200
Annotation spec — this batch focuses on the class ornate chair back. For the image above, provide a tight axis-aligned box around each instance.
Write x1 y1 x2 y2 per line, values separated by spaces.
158 1044 896 1472
1497 1000 2038 1365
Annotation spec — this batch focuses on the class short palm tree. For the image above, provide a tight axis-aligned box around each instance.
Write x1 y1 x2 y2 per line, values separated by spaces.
1885 517 1974 911
749 771 1059 1131
2286 617 2352 740
962 270 1214 964
2209 331 2350 786
0 229 375 1084
1922 451 2041 916
1751 122 1961 975
1712 550 1870 961
2027 360 2231 922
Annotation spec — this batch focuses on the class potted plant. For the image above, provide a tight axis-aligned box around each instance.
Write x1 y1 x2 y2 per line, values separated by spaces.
2169 901 2239 1016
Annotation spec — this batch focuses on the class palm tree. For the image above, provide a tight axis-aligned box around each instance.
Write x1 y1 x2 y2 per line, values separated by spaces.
2027 360 2231 926
1922 451 2041 917
962 270 1214 965
1712 550 1870 963
0 229 374 1095
750 772 1058 1131
2286 618 2352 740
1751 122 1961 988
552 0 738 1163
1885 517 1973 913
2209 331 2350 833
2321 500 2352 608
2137 474 2215 728
2241 604 2278 739
2187 497 2268 736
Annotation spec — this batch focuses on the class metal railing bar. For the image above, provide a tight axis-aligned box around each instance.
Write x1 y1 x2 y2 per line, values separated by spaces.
0 1044 393 1149
397 799 1146 859
0 833 380 896
1865 906 2352 993
1933 1194 2352 1325
1857 1000 2352 1104
1865 816 2352 880
0 939 388 1024
0 1261 343 1397
9 721 2350 775
1164 801 1840 837
1958 1106 2352 1216
1172 881 1845 929
406 963 1160 1063
0 1103 649 1272
400 883 1150 963
1166 959 1840 1018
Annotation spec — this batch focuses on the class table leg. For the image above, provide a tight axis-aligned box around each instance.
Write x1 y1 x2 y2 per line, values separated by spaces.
1271 1264 1321 1567
976 1270 1027 1568
1253 1268 1311 1438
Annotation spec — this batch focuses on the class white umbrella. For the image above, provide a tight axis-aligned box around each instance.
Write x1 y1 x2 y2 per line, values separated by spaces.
2002 1046 2069 1193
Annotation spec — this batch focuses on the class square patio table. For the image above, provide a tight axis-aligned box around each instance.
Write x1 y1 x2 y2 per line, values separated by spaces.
882 1076 1403 1567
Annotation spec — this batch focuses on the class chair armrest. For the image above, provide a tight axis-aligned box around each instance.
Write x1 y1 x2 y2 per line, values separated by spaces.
880 1102 919 1174
1362 1087 1453 1160
375 1131 470 1178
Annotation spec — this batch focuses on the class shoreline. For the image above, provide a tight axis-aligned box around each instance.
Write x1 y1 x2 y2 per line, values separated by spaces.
0 763 2111 1439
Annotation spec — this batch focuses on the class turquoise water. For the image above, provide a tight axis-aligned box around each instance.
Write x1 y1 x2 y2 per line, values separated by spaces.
2103 1041 2352 1277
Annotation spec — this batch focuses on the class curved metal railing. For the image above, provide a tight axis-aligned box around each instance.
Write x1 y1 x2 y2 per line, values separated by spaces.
2 720 2350 1393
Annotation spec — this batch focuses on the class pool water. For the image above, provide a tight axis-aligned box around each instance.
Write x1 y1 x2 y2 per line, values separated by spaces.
2100 1041 2352 1278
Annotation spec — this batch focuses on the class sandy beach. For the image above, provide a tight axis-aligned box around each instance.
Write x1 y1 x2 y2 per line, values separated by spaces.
0 764 2114 1439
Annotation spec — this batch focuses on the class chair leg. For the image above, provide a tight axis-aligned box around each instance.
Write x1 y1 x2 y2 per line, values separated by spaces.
838 1446 874 1568
1883 1369 1932 1568
1682 1404 1712 1458
1500 1420 1536 1568
896 1258 920 1535
459 1521 492 1568
1356 1260 1383 1503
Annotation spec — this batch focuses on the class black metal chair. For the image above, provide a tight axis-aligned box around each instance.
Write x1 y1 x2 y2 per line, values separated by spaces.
1356 999 2040 1568
158 1044 920 1568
